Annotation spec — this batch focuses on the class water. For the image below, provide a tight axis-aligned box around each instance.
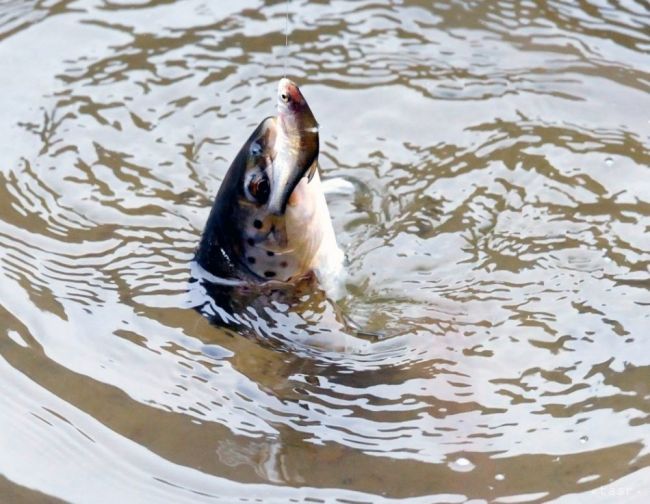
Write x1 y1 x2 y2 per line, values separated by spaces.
1 0 649 502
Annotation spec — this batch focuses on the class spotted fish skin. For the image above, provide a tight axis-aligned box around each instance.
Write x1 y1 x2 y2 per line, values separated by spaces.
196 79 343 295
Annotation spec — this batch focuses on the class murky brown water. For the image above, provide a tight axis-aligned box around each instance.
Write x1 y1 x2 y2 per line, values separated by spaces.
1 0 650 502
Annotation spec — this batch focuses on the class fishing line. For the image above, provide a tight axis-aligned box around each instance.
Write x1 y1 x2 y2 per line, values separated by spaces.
283 0 290 77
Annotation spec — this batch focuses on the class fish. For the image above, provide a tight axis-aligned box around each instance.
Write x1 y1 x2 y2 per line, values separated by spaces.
195 78 344 301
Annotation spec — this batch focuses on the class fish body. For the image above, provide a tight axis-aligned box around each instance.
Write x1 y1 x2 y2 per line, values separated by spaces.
196 79 343 296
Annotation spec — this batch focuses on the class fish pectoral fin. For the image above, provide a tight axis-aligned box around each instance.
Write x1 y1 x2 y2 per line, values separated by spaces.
306 160 318 183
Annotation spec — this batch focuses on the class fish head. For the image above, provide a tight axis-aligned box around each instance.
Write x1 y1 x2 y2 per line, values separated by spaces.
277 78 314 120
197 80 334 285
235 81 326 281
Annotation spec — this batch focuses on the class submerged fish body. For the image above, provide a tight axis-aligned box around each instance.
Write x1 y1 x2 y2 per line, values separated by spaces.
195 79 343 299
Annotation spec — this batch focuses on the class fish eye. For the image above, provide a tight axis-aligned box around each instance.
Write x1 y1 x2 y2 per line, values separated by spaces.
248 174 270 204
250 141 262 156
280 93 290 103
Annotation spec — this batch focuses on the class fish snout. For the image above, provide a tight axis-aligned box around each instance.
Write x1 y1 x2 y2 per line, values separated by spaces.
278 78 306 112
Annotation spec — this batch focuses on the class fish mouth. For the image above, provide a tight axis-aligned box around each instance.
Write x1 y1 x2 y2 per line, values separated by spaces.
266 160 306 216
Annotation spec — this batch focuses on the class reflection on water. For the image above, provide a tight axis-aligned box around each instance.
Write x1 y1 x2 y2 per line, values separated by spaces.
1 0 649 502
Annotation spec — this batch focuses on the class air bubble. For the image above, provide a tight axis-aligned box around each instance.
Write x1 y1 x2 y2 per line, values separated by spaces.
449 457 475 472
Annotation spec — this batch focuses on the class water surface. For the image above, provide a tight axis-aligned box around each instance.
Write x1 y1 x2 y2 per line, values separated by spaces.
1 0 650 502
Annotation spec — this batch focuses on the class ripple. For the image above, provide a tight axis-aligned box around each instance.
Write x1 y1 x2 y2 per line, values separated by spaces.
0 0 649 502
